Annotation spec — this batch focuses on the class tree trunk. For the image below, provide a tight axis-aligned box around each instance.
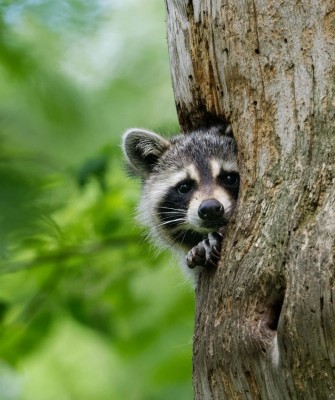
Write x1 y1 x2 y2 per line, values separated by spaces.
164 1 335 399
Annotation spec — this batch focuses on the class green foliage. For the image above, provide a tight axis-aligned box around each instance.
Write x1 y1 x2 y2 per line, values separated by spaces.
0 1 194 399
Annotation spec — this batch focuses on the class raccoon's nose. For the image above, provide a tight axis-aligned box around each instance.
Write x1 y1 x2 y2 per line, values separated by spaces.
198 199 224 221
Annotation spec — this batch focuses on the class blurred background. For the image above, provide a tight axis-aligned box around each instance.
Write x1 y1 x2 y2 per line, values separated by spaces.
0 1 194 399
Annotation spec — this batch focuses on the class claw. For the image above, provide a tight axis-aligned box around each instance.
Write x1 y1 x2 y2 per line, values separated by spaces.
196 246 206 257
212 245 221 257
186 231 224 270
206 258 218 268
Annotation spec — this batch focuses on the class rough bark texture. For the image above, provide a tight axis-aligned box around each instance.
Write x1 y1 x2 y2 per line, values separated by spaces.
164 1 335 399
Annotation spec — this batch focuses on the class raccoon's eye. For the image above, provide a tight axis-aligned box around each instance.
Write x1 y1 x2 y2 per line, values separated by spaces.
177 180 195 194
218 172 240 188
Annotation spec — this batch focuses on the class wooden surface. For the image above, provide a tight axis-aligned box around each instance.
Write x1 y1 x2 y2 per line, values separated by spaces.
165 1 335 398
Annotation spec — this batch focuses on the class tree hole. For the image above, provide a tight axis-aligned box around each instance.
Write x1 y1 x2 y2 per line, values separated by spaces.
261 291 285 332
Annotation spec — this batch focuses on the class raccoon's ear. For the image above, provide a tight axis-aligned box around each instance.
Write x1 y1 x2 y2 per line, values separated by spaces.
122 129 170 177
211 123 233 137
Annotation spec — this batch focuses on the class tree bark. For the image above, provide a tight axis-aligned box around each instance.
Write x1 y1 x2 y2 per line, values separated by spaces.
164 1 335 399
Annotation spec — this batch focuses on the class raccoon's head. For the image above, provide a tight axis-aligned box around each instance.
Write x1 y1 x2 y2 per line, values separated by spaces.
122 126 239 250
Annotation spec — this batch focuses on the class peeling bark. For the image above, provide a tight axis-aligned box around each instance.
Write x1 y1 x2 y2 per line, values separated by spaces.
165 0 335 399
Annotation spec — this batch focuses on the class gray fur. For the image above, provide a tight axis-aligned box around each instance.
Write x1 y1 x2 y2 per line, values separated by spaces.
122 128 170 177
122 126 239 284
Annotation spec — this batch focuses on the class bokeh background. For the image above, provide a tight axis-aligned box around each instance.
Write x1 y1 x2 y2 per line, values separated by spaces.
0 1 194 399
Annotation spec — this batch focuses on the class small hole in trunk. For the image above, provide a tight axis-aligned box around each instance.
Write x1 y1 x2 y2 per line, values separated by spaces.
261 291 285 332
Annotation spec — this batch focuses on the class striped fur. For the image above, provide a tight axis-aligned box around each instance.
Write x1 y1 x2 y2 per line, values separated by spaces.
122 125 239 281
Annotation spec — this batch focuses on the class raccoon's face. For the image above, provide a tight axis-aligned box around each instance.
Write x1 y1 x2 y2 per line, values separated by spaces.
122 126 239 250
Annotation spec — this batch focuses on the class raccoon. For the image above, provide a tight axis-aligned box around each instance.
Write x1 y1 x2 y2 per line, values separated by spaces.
122 125 239 283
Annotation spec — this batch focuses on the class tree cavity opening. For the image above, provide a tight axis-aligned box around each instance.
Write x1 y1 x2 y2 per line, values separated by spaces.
261 290 285 333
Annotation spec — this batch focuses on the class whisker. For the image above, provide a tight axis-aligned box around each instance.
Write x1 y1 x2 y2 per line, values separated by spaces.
159 211 186 215
177 230 188 246
159 214 186 221
164 230 186 247
171 228 190 245
158 207 187 212
155 218 186 228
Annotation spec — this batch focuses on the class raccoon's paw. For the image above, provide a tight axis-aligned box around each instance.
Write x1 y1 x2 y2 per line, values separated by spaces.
186 232 223 270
